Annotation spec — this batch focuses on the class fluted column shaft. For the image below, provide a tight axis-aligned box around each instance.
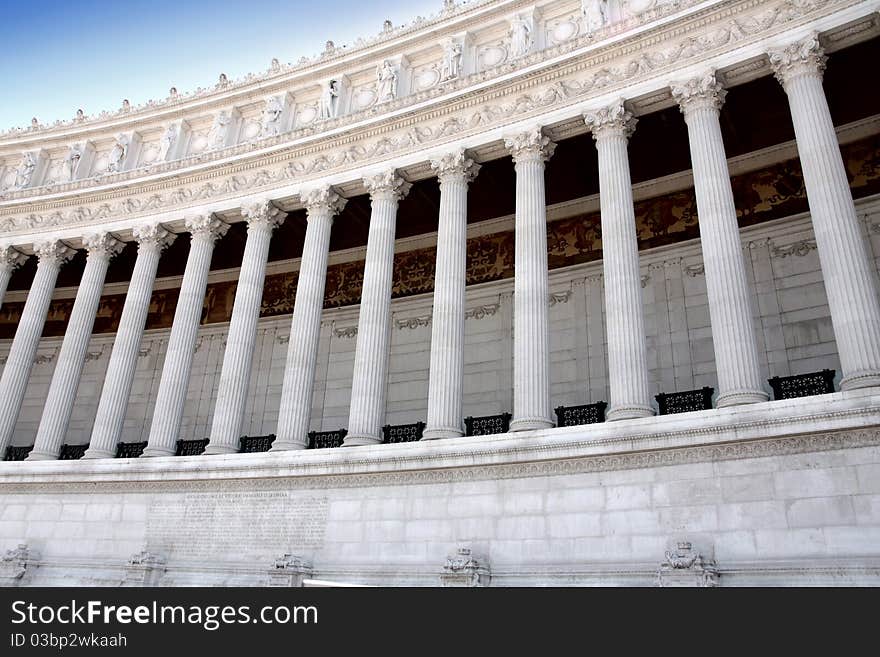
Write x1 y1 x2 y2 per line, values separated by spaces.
84 225 175 459
142 215 228 457
28 234 124 460
273 189 346 451
0 241 75 455
505 128 556 431
672 73 768 407
0 245 27 310
584 104 654 420
344 171 410 446
424 151 480 440
771 36 880 389
206 202 284 454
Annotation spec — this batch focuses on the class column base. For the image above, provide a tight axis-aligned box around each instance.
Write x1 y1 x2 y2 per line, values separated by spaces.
81 448 116 460
715 388 769 408
269 441 307 452
24 450 59 461
509 417 554 432
342 434 382 447
421 427 464 440
203 443 238 456
840 371 880 391
606 404 654 421
140 446 176 458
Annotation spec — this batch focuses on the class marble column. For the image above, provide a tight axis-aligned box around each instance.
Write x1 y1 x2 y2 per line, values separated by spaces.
671 73 768 407
83 224 176 459
0 240 75 456
273 188 346 451
504 128 556 431
28 233 124 460
206 201 285 454
142 214 228 457
423 150 480 440
583 102 654 420
770 35 880 390
0 245 27 309
344 170 410 446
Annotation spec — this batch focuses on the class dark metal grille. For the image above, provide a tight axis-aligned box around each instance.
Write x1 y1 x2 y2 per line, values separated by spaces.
555 402 607 427
239 434 276 453
382 421 426 444
768 369 835 400
655 387 714 415
116 441 147 458
4 445 32 461
58 444 88 460
308 429 347 449
464 413 512 436
175 439 209 456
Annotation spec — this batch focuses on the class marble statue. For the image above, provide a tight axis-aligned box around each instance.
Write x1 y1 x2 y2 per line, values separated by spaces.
376 60 398 103
261 96 284 137
14 153 36 189
30 118 38 130
107 134 129 173
510 15 532 58
582 0 609 32
441 41 463 80
169 87 178 100
122 99 131 112
218 73 229 88
209 111 231 149
75 109 84 122
383 20 393 33
319 80 341 120
65 144 83 181
271 58 280 71
158 125 176 161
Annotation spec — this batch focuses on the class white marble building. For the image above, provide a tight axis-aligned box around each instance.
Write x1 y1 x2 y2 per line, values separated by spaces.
2 0 880 586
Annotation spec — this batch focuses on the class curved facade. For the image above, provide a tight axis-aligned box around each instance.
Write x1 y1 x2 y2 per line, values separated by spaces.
2 0 880 586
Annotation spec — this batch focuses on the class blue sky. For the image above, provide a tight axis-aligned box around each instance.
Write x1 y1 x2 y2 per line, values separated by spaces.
0 0 444 130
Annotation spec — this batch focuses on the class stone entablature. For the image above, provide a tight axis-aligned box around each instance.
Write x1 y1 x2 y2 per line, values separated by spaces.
0 0 876 240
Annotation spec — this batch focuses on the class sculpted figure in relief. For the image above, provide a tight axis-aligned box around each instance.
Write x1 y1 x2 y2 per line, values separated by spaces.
441 41 463 80
582 0 609 32
15 152 37 189
261 96 284 136
209 111 231 149
107 134 129 173
510 15 532 58
65 144 83 181
319 80 341 119
376 60 398 102
158 125 176 161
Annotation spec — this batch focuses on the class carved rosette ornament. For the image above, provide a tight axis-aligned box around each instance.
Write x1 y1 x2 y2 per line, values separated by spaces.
0 244 27 272
670 69 727 115
429 149 480 184
583 99 637 140
768 33 827 87
504 127 556 163
363 169 412 201
132 222 176 253
34 239 76 267
82 232 125 261
184 213 229 244
301 186 348 216
242 199 286 232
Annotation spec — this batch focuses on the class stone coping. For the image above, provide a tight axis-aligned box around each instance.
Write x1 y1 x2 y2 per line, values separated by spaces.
1 388 877 485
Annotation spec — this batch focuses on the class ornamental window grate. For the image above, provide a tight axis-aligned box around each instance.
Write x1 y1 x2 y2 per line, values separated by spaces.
655 387 714 415
239 434 276 453
555 402 607 427
382 421 426 444
464 413 512 436
768 369 835 400
58 444 88 460
175 438 209 456
4 445 32 461
308 429 347 449
116 441 147 458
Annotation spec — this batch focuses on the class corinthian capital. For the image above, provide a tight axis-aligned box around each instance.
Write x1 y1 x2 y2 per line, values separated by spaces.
302 187 347 217
768 33 827 86
132 223 176 253
34 239 76 267
504 127 556 163
363 170 411 202
82 232 125 260
184 213 229 243
583 100 637 140
0 244 28 272
241 199 286 231
671 70 726 115
430 149 481 185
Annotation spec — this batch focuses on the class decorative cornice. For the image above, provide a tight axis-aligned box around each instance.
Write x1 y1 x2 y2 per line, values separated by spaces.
82 232 125 260
430 149 481 184
301 187 348 217
132 223 176 252
583 99 637 140
671 69 727 114
0 244 27 272
241 199 285 231
504 126 556 163
768 32 828 86
33 239 76 267
184 214 229 243
363 170 411 201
